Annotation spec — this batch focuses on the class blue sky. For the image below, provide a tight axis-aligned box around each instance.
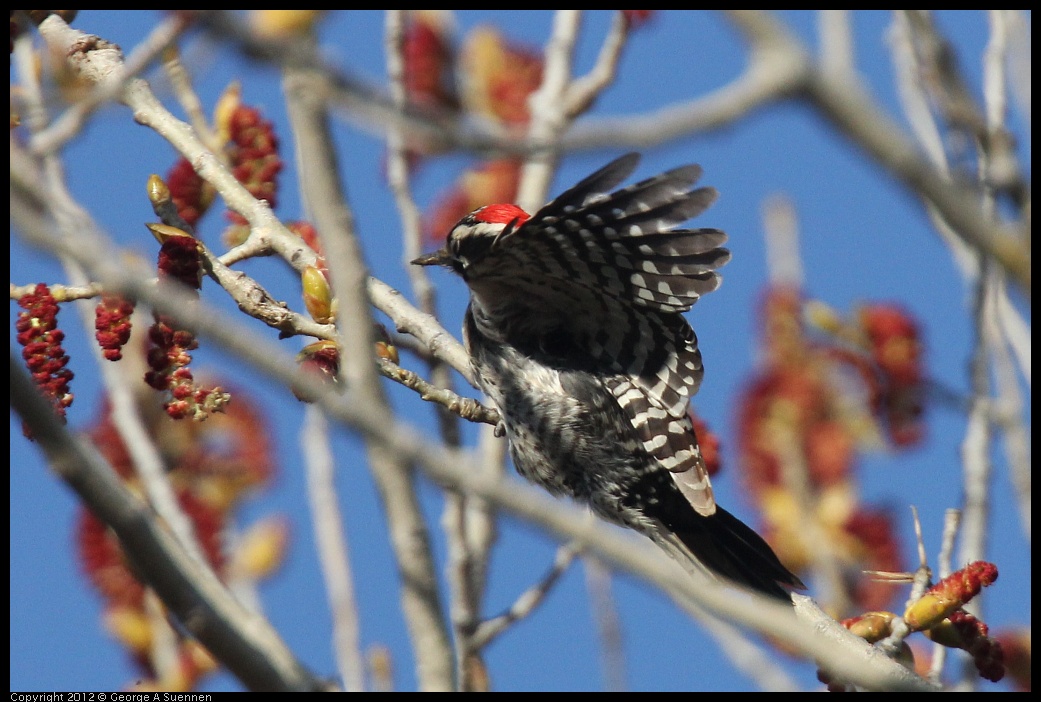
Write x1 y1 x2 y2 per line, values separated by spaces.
11 11 1030 692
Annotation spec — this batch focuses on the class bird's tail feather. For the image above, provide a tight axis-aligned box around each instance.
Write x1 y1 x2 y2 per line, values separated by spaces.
654 506 804 602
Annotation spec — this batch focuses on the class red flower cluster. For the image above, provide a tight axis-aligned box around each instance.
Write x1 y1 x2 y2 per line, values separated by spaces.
620 10 655 30
400 17 545 241
737 285 907 609
156 231 203 288
461 25 543 128
165 157 215 229
740 288 855 490
15 283 74 434
827 561 1004 686
403 11 458 113
859 304 925 446
397 11 460 168
145 233 230 420
94 293 136 361
926 609 1005 683
992 628 1030 691
78 489 224 608
905 560 999 631
294 339 341 402
226 104 282 221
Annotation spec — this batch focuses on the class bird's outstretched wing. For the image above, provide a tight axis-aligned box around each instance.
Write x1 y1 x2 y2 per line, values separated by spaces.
487 152 731 315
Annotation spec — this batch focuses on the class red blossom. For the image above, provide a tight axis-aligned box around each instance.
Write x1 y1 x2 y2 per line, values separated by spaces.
88 406 136 480
461 27 543 128
805 419 854 487
165 157 215 228
738 366 849 495
94 293 136 361
485 51 542 126
15 283 74 433
146 235 229 420
77 508 146 608
294 340 341 402
157 234 203 291
620 10 655 30
180 395 275 505
76 486 226 689
859 304 925 446
80 383 278 689
397 12 458 166
403 11 458 112
925 610 1005 682
225 104 282 226
860 304 922 385
905 561 999 631
144 323 229 421
77 487 225 606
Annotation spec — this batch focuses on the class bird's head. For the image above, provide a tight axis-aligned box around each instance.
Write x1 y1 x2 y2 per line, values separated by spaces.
411 203 530 277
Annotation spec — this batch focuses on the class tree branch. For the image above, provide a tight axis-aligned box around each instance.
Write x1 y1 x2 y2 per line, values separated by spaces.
10 350 326 692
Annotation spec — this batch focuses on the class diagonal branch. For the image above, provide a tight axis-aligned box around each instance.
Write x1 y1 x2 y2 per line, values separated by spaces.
10 351 326 692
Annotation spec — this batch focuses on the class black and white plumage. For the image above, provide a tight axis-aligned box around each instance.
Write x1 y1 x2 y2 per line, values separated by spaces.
413 153 803 600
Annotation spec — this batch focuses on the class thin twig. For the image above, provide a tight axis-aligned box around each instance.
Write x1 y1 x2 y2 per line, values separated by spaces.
301 407 364 692
375 356 500 426
957 260 994 595
564 11 630 117
583 556 627 692
878 506 930 659
11 281 104 301
470 542 582 649
981 10 1031 536
761 193 804 288
161 44 221 153
29 13 192 155
927 509 962 683
516 10 583 213
817 10 855 77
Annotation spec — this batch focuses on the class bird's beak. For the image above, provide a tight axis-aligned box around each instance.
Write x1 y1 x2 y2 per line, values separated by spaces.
411 249 451 267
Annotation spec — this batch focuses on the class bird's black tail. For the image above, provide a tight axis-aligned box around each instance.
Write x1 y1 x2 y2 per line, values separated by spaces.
660 505 805 602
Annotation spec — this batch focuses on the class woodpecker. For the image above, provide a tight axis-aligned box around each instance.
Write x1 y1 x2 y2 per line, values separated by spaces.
413 153 803 600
